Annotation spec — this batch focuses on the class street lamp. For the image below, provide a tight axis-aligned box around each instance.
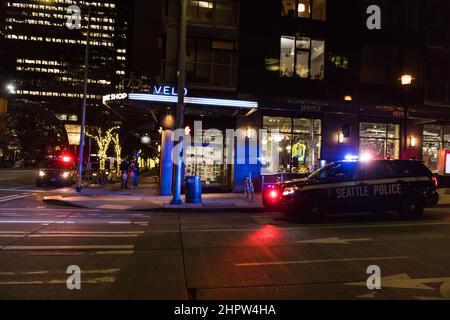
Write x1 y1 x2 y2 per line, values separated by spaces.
400 73 414 159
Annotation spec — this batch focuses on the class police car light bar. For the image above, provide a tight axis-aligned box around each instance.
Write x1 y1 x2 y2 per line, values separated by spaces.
344 153 373 162
126 93 259 109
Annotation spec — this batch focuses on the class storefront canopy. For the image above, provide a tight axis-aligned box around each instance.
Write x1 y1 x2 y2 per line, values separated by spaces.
102 92 258 109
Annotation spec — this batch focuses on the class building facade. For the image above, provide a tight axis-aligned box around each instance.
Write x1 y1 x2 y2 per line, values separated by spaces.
2 0 131 144
103 0 450 194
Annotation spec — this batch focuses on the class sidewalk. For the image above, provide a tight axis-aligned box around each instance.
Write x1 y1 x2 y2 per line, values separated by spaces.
42 175 264 212
41 175 450 212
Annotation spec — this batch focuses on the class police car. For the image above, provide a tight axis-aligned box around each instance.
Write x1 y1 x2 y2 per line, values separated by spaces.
264 159 439 220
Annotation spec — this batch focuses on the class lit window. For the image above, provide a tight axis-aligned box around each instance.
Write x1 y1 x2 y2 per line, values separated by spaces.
282 0 326 21
280 35 325 80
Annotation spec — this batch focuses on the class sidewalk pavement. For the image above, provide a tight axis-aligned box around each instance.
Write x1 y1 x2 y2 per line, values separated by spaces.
41 175 450 212
42 175 263 212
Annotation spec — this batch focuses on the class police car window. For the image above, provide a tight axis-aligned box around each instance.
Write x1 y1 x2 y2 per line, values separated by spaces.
393 161 431 178
310 163 356 181
359 161 394 180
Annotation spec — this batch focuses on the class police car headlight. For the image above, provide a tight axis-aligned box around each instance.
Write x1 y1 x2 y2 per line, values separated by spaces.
38 170 46 177
62 172 70 179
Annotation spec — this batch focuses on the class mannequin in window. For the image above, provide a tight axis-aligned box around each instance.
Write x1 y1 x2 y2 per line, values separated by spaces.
292 142 306 167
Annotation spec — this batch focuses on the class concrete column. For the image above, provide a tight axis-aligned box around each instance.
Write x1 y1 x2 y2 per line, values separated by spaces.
233 112 262 192
160 129 174 196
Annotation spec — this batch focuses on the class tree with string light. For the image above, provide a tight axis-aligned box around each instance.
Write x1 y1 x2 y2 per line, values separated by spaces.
86 126 119 171
111 133 122 173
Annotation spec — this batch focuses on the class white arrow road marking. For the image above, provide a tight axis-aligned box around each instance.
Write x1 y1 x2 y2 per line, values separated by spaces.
296 237 371 245
346 273 450 291
0 194 32 203
357 292 378 299
236 256 410 267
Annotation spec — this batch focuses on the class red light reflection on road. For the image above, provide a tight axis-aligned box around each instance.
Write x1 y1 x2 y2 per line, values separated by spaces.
246 225 282 245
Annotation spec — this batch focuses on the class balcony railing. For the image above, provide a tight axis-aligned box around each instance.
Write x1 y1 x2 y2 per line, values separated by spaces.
162 60 237 90
425 80 450 107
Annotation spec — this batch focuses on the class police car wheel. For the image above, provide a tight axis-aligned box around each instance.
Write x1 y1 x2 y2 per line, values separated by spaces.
399 196 424 220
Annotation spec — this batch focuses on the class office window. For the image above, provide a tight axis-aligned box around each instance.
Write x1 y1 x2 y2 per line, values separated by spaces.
280 36 295 77
282 0 326 21
280 35 325 80
297 0 311 19
188 0 237 26
186 38 237 87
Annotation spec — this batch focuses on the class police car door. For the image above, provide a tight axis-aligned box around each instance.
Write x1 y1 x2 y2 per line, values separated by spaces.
357 161 400 211
327 162 359 213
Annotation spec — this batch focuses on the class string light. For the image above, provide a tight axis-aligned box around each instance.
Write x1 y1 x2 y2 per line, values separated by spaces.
111 133 122 172
86 126 119 171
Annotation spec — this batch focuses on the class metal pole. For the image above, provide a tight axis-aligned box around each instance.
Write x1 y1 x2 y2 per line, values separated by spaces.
76 7 91 192
403 86 408 160
310 117 315 172
170 0 188 204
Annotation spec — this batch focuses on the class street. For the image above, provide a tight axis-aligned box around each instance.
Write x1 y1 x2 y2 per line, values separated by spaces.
0 170 450 300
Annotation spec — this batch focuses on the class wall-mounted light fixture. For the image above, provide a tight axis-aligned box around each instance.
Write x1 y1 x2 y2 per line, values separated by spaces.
246 127 253 139
400 74 414 86
298 3 306 13
344 95 353 102
338 132 345 144
410 136 417 148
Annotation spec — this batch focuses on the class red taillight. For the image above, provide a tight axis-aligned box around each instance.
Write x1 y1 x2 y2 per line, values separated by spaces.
432 175 438 188
268 189 279 200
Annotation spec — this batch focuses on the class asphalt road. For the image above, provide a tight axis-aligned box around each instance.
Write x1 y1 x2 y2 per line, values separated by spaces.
0 169 450 300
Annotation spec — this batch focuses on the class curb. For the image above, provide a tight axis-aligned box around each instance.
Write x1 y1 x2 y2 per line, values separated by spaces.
132 207 265 213
42 199 86 208
42 198 265 213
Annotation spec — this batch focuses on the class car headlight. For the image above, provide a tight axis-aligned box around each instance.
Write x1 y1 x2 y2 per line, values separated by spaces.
282 186 301 196
62 172 70 179
39 170 46 177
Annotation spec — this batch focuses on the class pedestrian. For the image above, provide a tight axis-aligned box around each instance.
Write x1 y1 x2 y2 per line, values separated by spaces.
244 174 254 201
120 157 130 189
130 159 139 190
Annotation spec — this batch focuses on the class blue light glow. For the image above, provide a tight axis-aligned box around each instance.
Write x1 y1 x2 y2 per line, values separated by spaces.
104 93 258 109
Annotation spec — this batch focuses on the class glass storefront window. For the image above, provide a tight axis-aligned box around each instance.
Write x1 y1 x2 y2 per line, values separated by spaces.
263 116 293 133
262 116 322 174
185 130 227 184
423 125 450 173
359 122 400 159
